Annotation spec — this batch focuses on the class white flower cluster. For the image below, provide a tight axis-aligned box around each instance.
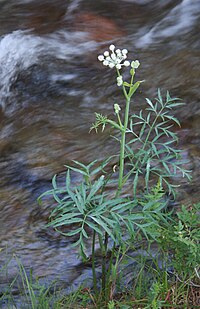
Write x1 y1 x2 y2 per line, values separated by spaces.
98 44 130 70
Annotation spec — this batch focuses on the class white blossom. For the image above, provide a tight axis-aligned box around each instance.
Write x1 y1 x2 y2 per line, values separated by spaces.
103 60 109 66
98 45 131 70
122 49 128 55
111 53 117 60
116 64 122 69
124 60 130 67
116 49 121 55
109 44 115 51
109 63 115 68
98 55 104 61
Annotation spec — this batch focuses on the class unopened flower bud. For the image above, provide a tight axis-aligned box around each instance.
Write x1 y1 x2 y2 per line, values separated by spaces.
124 60 130 67
122 49 128 55
131 60 140 69
116 76 123 86
109 63 115 68
109 44 115 51
114 103 121 114
116 64 122 70
103 60 109 66
98 55 104 61
111 53 117 60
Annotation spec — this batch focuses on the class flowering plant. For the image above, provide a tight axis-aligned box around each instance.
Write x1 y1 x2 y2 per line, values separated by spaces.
98 44 140 87
38 45 191 306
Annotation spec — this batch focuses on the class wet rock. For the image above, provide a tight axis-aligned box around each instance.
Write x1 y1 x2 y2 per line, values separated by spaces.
18 1 67 34
74 12 124 41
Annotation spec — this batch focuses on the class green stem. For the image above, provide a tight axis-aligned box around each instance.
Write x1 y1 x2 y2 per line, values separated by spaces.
142 102 167 151
115 68 131 196
122 101 168 186
105 243 116 301
117 113 123 128
101 232 108 302
117 96 131 196
130 69 135 87
107 119 123 131
92 230 98 297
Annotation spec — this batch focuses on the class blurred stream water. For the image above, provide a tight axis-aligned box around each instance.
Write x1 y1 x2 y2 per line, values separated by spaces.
0 0 199 301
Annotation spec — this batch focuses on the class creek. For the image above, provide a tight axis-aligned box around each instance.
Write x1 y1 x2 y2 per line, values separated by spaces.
0 0 199 303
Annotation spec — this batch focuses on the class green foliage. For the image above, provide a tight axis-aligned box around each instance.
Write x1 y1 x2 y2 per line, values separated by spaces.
38 45 193 307
123 90 191 196
160 203 200 278
39 163 172 258
145 281 165 309
0 255 58 309
45 170 134 259
107 300 115 309
91 89 191 197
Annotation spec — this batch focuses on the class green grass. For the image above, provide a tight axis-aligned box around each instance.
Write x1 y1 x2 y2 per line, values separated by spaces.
0 250 199 309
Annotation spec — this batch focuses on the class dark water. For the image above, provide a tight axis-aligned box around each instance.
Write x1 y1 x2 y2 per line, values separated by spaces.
0 0 200 299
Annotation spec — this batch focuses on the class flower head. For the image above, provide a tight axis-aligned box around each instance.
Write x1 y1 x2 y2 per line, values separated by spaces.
98 45 130 70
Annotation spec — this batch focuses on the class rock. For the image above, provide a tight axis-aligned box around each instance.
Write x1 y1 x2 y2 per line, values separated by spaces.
74 13 124 42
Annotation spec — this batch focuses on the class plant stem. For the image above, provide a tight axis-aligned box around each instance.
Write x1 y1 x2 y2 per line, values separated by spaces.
117 96 130 196
105 243 116 301
142 101 167 151
101 232 108 302
92 231 98 297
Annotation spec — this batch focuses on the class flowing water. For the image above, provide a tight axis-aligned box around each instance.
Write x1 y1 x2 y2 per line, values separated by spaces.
0 0 200 301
